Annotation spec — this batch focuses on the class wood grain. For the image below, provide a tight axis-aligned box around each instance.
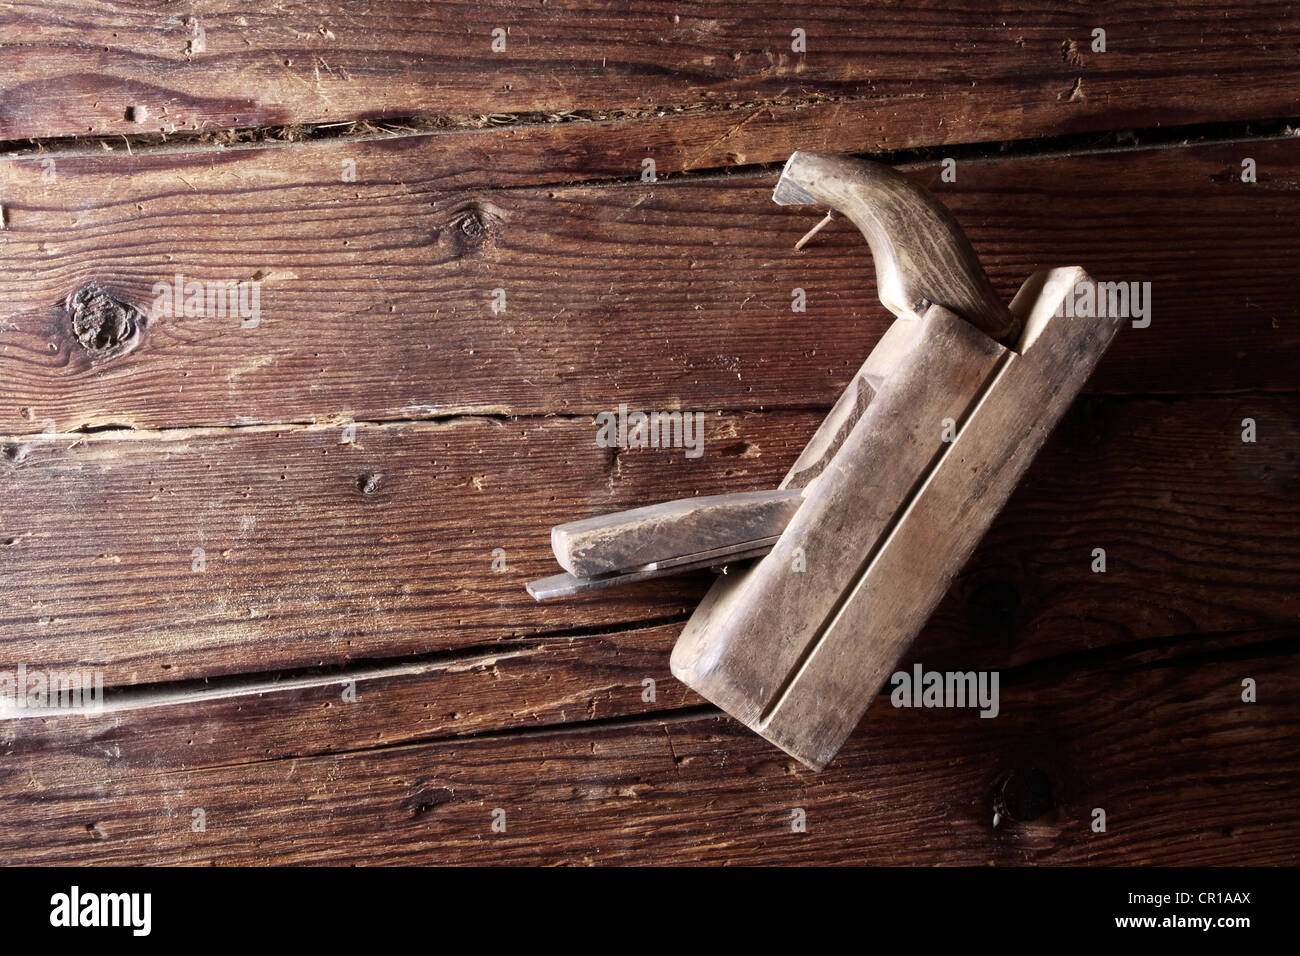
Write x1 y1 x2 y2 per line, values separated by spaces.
2 5 1297 865
1 624 1292 864
0 137 1297 438
0 623 699 769
0 394 1294 687
2 1 1297 150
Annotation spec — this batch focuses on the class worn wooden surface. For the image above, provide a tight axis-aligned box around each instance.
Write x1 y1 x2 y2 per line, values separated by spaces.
0 2 1297 865
2 1 1297 150
0 136 1298 437
2 624 1294 864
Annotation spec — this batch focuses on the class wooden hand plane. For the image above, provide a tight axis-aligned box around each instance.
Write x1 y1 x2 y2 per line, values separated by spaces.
528 151 1123 770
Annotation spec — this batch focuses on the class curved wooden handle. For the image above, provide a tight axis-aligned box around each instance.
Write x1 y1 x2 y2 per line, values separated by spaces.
774 151 1019 344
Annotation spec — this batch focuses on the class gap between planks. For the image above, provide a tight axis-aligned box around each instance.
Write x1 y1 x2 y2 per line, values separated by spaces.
3 111 1298 193
1 611 693 719
138 706 724 781
2 390 1294 446
6 621 1289 770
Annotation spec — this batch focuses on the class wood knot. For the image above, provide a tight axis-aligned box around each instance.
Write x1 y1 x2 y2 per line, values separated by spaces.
993 768 1054 824
65 286 145 359
458 208 487 240
356 471 382 495
443 201 502 257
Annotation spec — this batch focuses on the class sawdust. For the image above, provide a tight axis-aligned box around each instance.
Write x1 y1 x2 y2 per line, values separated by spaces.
0 93 846 159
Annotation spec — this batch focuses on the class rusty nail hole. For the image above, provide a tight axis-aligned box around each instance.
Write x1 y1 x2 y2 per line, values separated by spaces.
993 768 1054 824
65 286 145 359
356 471 382 495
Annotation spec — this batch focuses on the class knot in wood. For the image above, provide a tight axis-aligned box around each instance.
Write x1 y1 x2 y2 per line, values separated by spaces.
993 768 1054 823
447 202 501 256
65 286 145 359
458 209 487 240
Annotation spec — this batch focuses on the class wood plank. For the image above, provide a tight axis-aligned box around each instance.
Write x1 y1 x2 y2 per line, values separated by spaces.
0 394 1295 687
0 136 1297 437
2 2 1297 146
0 623 699 768
2 0 1292 872
1 625 1292 864
0 413 804 686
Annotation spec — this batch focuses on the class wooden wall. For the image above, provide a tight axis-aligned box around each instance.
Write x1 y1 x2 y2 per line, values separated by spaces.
0 0 1296 864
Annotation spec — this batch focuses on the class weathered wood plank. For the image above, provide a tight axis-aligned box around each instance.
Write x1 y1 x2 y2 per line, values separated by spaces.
2 2 1297 147
0 395 1295 687
1 0 1292 873
0 413 804 686
0 136 1297 436
0 623 699 769
1 626 1292 864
